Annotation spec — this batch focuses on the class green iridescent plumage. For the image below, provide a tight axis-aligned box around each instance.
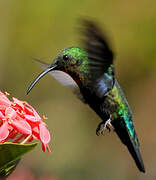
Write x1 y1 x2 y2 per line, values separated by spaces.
27 20 145 173
106 80 139 144
62 47 89 74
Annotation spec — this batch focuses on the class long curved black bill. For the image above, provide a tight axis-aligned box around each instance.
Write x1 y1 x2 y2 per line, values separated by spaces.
27 65 57 95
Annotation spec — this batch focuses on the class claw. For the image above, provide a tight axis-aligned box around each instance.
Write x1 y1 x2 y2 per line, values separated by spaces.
96 121 103 136
96 116 113 136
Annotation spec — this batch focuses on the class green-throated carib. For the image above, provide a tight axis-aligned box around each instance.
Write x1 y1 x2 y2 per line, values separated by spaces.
27 20 145 173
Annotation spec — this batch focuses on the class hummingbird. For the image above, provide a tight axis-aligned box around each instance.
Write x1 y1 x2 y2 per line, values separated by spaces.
27 20 145 173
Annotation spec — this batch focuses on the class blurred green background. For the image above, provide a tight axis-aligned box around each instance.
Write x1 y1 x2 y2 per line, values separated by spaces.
0 0 156 179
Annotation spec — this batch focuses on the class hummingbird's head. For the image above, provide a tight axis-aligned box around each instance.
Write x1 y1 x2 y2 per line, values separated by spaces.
54 47 89 74
27 20 114 95
27 47 89 94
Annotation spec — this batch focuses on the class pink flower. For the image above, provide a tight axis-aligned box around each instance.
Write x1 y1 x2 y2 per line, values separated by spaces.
0 91 51 152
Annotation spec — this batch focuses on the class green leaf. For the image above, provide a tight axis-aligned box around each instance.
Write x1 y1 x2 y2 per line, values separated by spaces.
0 159 20 179
0 142 38 178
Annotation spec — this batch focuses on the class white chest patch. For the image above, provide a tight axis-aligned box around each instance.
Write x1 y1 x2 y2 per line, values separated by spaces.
35 59 86 103
50 70 78 88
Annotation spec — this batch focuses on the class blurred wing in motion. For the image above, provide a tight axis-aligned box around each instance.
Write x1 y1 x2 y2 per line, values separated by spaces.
81 20 115 98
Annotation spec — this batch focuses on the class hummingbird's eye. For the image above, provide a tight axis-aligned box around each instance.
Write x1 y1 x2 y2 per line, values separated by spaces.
63 54 69 61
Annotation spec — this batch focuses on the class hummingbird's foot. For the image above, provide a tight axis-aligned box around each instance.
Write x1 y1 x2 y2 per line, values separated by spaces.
96 118 113 136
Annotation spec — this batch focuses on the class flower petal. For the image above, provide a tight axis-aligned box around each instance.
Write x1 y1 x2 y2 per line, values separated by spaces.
46 144 51 153
0 111 5 119
32 126 40 140
12 97 25 109
5 107 17 119
25 103 41 121
0 105 7 112
11 120 32 135
0 91 11 106
39 123 50 144
24 115 40 123
24 106 34 116
42 143 46 152
0 121 9 142
41 143 51 153
8 129 18 139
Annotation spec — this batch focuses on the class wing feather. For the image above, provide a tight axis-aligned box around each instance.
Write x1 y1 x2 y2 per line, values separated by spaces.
81 20 115 97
